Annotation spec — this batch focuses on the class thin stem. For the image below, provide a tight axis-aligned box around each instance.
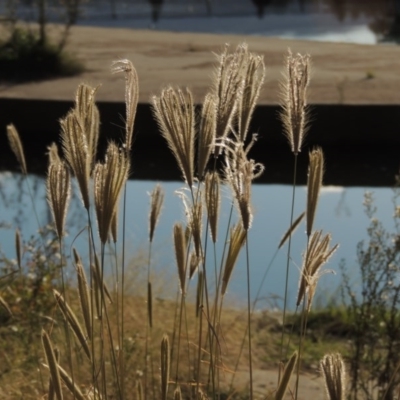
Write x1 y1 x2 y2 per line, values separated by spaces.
279 154 298 377
245 233 253 400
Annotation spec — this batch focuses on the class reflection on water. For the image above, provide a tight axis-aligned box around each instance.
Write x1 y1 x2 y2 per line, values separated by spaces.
2 0 400 44
0 172 397 309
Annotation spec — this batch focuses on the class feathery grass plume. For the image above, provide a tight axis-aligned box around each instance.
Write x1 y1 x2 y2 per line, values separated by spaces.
41 330 63 400
74 83 100 170
53 289 91 360
197 93 217 179
278 211 305 249
15 229 21 273
320 353 346 400
47 158 71 239
60 110 91 210
174 386 182 400
221 223 247 295
224 138 264 230
196 270 204 318
173 223 187 295
189 250 201 279
47 142 61 165
237 47 266 142
94 142 130 244
149 184 165 242
6 124 27 175
73 248 92 341
112 59 139 151
161 334 170 400
296 230 338 308
306 147 324 237
212 44 248 154
152 87 195 187
280 50 310 155
56 363 86 400
275 351 298 400
204 171 220 243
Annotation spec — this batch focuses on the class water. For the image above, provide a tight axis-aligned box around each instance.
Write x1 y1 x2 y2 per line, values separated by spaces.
1 172 397 309
1 1 383 45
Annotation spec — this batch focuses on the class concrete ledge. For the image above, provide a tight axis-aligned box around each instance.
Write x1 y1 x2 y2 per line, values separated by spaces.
1 99 399 186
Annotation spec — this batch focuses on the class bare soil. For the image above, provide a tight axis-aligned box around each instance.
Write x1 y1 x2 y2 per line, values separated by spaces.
1 24 400 105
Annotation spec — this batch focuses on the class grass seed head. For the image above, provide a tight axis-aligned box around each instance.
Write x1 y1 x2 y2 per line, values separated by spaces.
60 110 91 209
320 353 347 400
306 147 324 237
204 171 221 243
6 124 27 175
221 223 247 295
280 49 310 155
112 59 139 151
198 92 217 179
46 158 71 240
152 87 195 187
94 142 130 244
149 183 165 243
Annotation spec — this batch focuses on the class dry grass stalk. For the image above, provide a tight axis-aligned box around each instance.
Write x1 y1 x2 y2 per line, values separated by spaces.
6 124 27 175
136 378 143 400
190 199 203 258
196 270 204 318
41 330 63 400
73 248 92 341
221 223 247 295
320 353 346 400
112 59 139 151
198 93 217 179
47 158 71 239
110 205 118 243
306 147 324 237
93 254 113 304
149 184 165 243
147 281 153 328
57 363 86 400
280 50 310 155
189 250 201 280
174 386 182 400
204 171 220 243
275 351 298 400
173 223 187 295
94 142 130 244
53 289 91 360
74 84 100 171
161 334 170 400
224 139 264 230
278 211 305 249
60 111 91 210
47 143 61 165
296 230 338 309
0 296 12 318
237 47 266 142
152 87 195 187
47 347 60 400
15 229 21 273
212 44 248 154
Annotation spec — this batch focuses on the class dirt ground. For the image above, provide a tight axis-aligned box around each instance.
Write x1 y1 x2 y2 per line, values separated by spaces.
1 24 400 105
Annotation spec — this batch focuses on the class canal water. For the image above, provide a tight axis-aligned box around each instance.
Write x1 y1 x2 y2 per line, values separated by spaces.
1 172 397 309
